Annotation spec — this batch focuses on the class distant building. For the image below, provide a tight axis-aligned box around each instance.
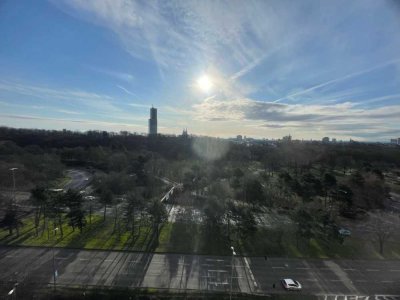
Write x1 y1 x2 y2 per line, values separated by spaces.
322 137 330 143
282 134 292 142
332 138 337 143
182 128 188 138
236 135 243 141
148 107 157 135
390 138 400 145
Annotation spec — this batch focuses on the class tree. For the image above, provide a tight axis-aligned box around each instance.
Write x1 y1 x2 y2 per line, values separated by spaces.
236 207 257 242
300 173 323 202
123 192 144 237
337 156 354 175
203 197 226 228
1 206 22 236
292 207 316 247
46 191 65 238
369 211 396 255
244 178 264 206
323 173 337 208
99 189 113 221
336 184 353 214
64 190 86 233
147 199 167 239
30 186 48 236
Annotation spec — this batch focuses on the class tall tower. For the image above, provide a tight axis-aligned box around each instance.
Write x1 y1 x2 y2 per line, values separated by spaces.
148 106 157 135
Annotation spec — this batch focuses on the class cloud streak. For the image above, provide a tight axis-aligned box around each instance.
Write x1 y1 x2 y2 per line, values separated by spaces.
272 58 400 103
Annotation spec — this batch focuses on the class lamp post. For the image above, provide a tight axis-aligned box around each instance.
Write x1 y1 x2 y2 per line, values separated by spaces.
52 227 59 292
9 168 18 204
230 246 236 300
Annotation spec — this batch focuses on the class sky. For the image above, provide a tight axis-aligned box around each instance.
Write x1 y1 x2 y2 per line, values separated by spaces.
0 0 400 141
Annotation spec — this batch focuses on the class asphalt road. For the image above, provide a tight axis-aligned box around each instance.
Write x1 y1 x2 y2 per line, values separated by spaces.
64 169 91 191
0 246 399 298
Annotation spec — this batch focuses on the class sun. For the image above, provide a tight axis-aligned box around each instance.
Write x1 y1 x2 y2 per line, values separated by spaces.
196 75 213 93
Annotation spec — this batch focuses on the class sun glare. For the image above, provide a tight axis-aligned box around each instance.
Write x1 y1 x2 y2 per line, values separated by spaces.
197 75 213 93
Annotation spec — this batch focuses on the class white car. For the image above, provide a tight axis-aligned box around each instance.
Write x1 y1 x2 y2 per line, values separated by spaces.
281 278 302 290
338 228 351 236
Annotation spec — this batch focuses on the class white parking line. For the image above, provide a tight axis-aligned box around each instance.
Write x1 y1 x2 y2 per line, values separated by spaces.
206 259 224 262
389 269 400 272
272 266 284 269
366 269 379 272
343 268 356 271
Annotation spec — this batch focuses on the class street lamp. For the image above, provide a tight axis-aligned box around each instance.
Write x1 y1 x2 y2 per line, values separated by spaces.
52 227 59 292
230 246 236 300
9 168 18 204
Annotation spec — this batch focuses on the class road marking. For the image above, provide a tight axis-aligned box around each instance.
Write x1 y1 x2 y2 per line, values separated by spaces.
304 279 317 281
104 259 113 262
389 269 400 272
329 279 341 282
55 257 68 260
366 269 379 272
128 260 137 263
355 280 367 282
79 258 89 261
343 268 356 271
381 280 394 283
206 259 225 262
272 266 284 269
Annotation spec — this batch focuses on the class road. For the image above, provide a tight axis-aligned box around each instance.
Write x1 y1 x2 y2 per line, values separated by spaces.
0 246 399 298
64 169 91 191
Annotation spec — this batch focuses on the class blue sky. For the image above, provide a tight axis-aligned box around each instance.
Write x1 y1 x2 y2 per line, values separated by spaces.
0 0 399 141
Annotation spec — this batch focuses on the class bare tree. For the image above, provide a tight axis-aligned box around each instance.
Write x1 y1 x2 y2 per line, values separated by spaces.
368 211 397 255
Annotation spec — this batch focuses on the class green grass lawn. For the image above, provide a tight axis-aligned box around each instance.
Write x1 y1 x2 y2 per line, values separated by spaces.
3 214 399 259
0 214 155 251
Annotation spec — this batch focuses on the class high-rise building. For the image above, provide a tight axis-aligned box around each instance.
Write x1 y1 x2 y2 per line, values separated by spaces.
182 128 188 138
148 107 157 135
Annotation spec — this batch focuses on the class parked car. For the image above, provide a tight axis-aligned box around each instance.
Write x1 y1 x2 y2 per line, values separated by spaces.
281 278 302 290
338 228 351 236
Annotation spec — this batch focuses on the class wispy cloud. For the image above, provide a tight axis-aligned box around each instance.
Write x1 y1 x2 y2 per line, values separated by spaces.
0 80 121 113
355 93 400 106
128 103 149 108
116 85 138 97
88 66 135 82
272 58 400 103
0 113 144 129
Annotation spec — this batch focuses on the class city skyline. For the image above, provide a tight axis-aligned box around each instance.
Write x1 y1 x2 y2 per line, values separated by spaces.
0 1 400 141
